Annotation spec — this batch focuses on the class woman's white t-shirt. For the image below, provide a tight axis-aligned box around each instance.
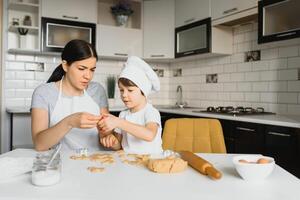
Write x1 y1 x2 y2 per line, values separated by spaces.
115 103 163 154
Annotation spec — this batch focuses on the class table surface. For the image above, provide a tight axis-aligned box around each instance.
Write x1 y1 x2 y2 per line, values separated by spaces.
0 149 299 200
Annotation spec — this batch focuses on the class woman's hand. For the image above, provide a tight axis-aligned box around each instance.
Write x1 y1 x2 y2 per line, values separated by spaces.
100 134 120 149
67 112 101 129
97 114 120 133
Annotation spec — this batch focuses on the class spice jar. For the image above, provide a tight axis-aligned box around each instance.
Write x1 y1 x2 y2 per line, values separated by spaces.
31 150 61 186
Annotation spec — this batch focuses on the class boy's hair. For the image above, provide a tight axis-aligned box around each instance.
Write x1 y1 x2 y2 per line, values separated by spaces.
118 78 144 96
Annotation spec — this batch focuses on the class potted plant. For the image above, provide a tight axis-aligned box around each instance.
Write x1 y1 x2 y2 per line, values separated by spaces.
111 0 134 27
107 75 116 99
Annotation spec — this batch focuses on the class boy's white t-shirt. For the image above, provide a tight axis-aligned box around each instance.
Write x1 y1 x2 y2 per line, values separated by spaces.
115 103 163 154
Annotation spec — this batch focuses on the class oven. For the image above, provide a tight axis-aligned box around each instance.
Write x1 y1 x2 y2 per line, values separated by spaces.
41 17 96 52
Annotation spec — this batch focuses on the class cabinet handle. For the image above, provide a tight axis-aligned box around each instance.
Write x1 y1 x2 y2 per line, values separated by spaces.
63 15 79 20
276 32 297 38
183 51 194 55
236 127 255 132
150 55 165 58
114 53 128 56
223 7 238 15
267 132 291 137
184 18 195 24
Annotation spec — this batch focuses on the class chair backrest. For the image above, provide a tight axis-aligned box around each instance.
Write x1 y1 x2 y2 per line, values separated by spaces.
162 118 226 153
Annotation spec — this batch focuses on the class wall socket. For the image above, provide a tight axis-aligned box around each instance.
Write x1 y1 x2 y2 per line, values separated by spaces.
25 62 44 72
206 74 218 83
173 68 182 77
153 69 164 77
245 50 261 62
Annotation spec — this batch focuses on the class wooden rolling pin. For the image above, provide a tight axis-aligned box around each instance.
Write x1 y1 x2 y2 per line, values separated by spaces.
179 151 222 180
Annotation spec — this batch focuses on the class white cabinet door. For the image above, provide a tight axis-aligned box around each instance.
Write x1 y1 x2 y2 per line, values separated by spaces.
143 0 174 59
41 0 98 23
211 0 257 20
175 0 210 27
97 25 142 58
12 114 33 149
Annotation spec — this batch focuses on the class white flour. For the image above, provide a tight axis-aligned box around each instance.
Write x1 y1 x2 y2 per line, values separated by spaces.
32 170 61 186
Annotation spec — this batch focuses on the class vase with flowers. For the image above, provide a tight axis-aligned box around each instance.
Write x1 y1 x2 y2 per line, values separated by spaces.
111 0 134 27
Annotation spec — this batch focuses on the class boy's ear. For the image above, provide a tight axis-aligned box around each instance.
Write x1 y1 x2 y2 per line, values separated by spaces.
61 60 68 72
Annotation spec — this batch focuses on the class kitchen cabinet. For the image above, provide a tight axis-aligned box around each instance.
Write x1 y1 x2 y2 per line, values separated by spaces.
175 0 210 27
7 0 40 51
211 0 258 25
97 25 142 58
143 0 175 59
264 125 300 178
97 0 142 59
10 113 33 149
41 0 98 23
232 121 264 154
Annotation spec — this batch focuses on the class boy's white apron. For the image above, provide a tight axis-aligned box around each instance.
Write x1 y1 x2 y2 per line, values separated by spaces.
50 79 100 150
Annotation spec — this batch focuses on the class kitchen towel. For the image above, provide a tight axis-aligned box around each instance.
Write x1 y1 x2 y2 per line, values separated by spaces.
0 157 33 181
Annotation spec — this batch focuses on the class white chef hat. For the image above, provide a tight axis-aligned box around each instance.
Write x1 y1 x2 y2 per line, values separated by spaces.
119 56 160 97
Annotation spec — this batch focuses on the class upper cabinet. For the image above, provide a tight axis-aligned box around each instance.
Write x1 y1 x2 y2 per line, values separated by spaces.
41 0 98 23
211 0 258 25
175 0 210 27
97 0 143 58
7 0 40 51
97 25 142 58
143 0 175 59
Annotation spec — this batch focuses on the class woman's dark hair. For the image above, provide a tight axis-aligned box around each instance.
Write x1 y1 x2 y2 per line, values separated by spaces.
47 39 98 83
118 78 144 96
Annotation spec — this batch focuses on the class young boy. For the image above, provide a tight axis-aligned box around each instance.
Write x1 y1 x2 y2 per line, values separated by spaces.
98 56 162 154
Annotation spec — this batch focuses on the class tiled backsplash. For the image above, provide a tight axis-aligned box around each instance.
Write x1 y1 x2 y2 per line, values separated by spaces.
169 23 300 115
4 55 171 108
4 23 300 115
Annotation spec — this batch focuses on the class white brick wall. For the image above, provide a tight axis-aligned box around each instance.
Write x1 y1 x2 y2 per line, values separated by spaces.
4 55 170 108
170 24 300 115
4 24 300 115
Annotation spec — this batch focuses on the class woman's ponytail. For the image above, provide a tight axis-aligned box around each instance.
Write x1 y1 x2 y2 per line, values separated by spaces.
47 64 65 83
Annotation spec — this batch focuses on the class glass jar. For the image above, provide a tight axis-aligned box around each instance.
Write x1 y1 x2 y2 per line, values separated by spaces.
31 150 61 186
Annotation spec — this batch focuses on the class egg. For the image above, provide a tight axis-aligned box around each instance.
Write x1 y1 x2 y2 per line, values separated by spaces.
238 159 249 163
257 158 270 164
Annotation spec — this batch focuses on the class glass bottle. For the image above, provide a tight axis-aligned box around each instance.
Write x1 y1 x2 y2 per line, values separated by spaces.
31 150 61 186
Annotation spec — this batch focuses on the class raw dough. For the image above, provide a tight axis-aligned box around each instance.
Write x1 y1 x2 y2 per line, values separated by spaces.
147 157 187 173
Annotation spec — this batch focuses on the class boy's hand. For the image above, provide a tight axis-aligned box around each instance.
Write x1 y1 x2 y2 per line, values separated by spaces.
97 114 119 133
100 134 119 148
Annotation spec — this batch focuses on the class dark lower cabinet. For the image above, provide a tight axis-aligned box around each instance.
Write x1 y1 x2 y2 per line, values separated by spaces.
233 121 264 154
264 125 300 178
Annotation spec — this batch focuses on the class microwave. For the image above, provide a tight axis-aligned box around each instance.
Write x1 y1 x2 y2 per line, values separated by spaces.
41 17 96 52
175 18 211 58
258 0 300 44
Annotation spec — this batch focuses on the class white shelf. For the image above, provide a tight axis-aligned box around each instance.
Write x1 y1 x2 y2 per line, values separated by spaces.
7 48 60 56
8 2 39 12
8 25 39 34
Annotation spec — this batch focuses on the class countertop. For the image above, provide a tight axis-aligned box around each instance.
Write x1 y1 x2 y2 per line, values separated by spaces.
6 106 300 128
0 149 299 200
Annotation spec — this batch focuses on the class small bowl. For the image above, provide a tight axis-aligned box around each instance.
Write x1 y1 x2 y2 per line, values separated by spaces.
233 155 275 181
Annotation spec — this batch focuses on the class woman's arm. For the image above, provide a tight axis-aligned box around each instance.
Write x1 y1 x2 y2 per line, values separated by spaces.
31 108 101 151
99 114 158 142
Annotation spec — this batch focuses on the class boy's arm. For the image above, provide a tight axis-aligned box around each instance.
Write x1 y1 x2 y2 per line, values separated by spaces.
117 119 158 142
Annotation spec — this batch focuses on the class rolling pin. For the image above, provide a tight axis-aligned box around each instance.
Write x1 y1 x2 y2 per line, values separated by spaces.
179 151 222 180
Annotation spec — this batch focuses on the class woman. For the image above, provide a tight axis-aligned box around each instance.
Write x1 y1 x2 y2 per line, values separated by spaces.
31 39 108 151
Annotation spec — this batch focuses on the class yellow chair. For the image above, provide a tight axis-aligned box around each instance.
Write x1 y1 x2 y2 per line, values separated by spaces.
162 118 226 153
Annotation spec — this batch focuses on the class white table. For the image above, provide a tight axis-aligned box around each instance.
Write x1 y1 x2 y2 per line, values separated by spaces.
0 149 299 200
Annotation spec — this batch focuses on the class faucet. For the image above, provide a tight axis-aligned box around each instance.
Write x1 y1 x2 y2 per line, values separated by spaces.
175 85 186 108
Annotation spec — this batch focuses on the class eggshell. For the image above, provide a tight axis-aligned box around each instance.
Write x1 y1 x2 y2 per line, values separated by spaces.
257 158 270 164
238 159 249 163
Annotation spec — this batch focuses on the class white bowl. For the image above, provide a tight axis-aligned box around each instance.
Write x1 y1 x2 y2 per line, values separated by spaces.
233 155 275 181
